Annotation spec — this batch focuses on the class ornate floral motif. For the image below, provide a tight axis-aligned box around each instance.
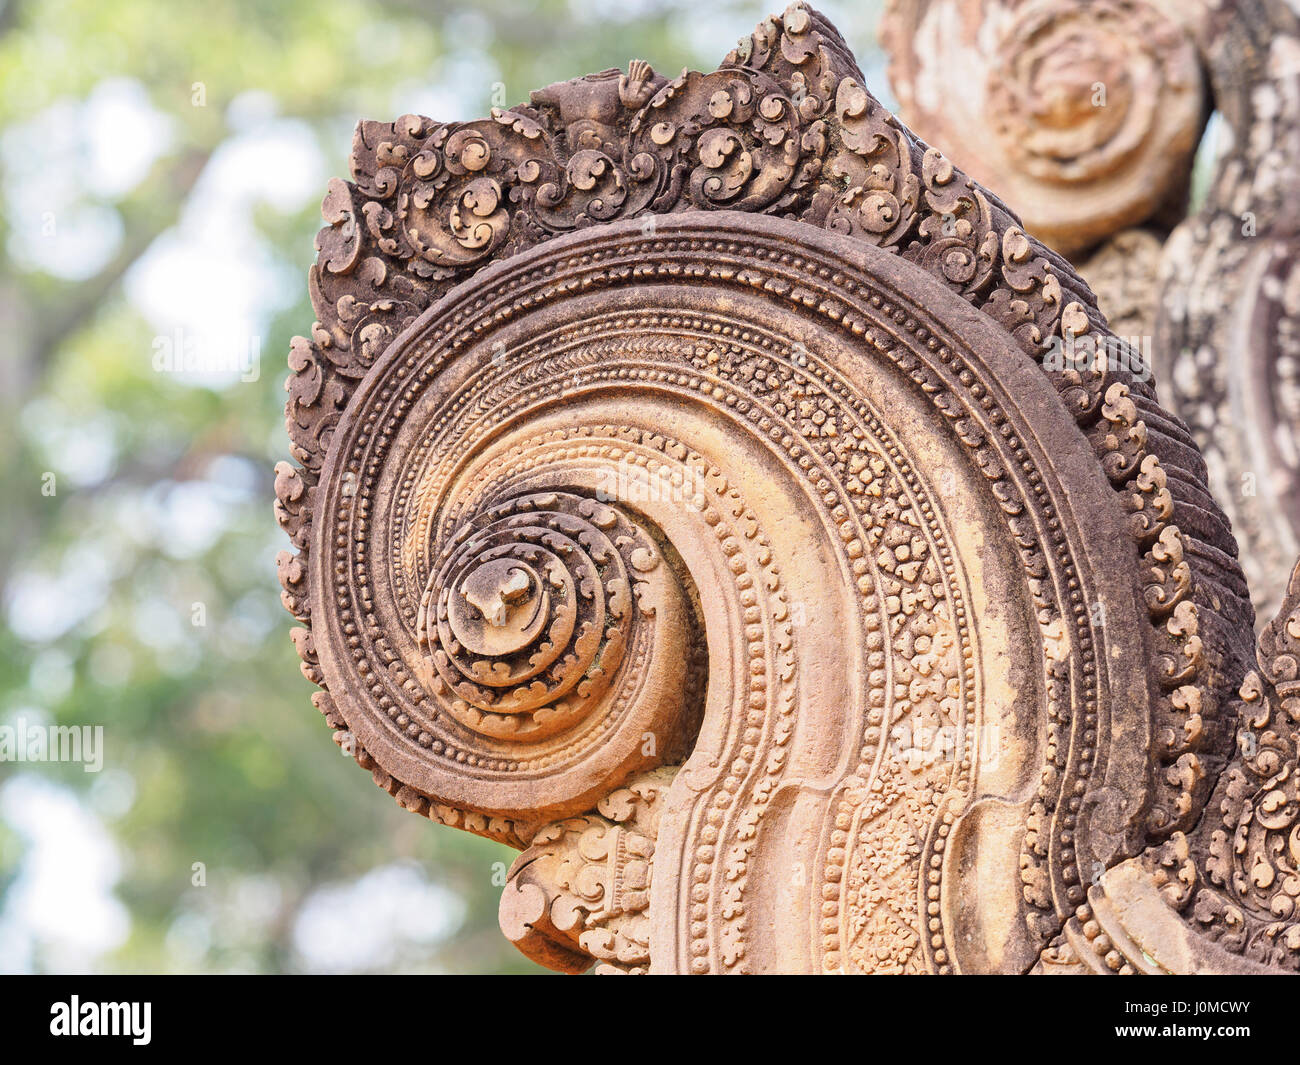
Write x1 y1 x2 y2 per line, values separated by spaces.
1153 560 1300 969
1042 555 1300 975
499 767 673 974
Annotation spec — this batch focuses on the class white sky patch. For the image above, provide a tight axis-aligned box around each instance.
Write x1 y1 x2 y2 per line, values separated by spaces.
2 78 174 281
0 775 129 973
130 594 185 651
125 118 325 390
20 396 119 489
164 909 213 967
569 0 677 25
225 90 279 135
206 454 261 497
27 647 76 702
88 768 137 821
291 861 465 973
6 542 113 644
395 49 500 119
85 78 179 198
138 480 232 559
222 591 276 652
128 453 258 562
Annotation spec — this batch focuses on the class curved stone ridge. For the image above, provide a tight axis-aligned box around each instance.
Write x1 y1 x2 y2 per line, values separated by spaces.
1039 554 1300 974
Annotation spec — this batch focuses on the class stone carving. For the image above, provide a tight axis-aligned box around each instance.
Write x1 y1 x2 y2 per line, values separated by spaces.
1152 0 1300 627
500 767 673 974
1039 556 1300 973
1074 229 1164 346
882 0 1300 630
880 0 1206 259
276 3 1300 973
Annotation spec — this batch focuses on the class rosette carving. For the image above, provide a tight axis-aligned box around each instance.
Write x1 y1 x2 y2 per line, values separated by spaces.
882 0 1206 256
417 491 688 747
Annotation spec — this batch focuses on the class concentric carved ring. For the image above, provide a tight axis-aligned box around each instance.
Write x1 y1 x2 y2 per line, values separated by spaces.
309 260 709 820
305 209 1224 971
419 491 670 743
281 0 1268 977
987 0 1183 184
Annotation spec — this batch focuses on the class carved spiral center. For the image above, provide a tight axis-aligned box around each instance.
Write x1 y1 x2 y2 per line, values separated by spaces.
450 560 546 657
1030 46 1122 132
985 0 1194 187
416 490 671 743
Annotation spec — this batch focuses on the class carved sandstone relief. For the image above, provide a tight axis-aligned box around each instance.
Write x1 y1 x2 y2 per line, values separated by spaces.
1153 0 1300 627
880 0 1206 259
1038 556 1300 974
275 3 1296 973
882 0 1300 630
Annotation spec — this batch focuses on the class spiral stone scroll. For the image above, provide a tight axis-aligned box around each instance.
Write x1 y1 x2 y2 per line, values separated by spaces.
277 4 1291 974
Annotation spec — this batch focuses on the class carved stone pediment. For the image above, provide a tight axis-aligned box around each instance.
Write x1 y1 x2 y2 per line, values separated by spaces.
277 3 1287 974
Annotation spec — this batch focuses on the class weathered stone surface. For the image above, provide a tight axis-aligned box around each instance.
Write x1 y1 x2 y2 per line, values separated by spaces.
882 0 1300 631
277 3 1300 974
1038 555 1300 974
1152 0 1300 628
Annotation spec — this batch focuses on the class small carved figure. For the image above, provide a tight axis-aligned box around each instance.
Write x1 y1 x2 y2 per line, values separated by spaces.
529 58 666 157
